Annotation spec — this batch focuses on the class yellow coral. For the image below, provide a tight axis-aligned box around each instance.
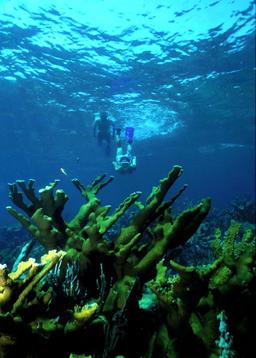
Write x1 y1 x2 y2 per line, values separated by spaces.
64 302 98 334
73 302 98 322
0 264 12 308
9 258 38 281
0 285 12 308
0 334 15 346
11 250 66 314
41 249 66 264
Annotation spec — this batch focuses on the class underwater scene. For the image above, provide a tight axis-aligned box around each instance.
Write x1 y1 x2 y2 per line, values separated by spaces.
0 0 255 357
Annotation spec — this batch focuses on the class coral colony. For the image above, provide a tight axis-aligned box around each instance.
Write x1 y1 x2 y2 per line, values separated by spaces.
0 165 255 357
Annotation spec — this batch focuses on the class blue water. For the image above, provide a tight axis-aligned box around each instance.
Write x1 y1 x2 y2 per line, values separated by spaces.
0 0 255 224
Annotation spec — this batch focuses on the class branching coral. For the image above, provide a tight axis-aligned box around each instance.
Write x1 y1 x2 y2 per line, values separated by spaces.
0 165 254 357
0 250 65 314
6 166 210 311
147 220 256 357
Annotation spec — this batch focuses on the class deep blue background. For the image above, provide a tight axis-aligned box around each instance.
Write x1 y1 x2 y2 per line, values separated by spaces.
0 0 255 225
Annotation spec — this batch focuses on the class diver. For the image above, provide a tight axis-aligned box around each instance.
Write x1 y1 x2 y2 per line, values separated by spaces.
112 126 137 174
93 111 115 155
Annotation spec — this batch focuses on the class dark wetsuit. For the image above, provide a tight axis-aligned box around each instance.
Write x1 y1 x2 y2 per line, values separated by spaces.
94 118 114 155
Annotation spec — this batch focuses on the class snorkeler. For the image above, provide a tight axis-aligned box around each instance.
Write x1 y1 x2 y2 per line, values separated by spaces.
112 127 137 174
93 111 115 155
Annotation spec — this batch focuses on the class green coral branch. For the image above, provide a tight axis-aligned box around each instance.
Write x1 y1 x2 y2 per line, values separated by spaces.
153 183 188 220
72 174 114 201
7 179 68 236
164 197 211 249
6 206 65 251
6 206 35 233
146 165 183 205
115 166 184 249
68 176 114 232
98 191 142 235
38 183 68 217
133 165 183 229
133 198 211 277
16 179 41 207
8 179 38 216
68 201 98 231
31 208 65 249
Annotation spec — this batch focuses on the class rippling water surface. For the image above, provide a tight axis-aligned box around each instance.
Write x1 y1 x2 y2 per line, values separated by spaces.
0 0 255 220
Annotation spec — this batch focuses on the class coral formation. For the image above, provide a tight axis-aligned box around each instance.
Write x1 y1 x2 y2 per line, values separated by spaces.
224 196 256 224
147 220 255 357
0 165 255 357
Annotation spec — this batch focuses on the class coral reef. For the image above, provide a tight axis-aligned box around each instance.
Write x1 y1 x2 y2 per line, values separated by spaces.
224 196 256 224
148 220 255 357
0 165 255 357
